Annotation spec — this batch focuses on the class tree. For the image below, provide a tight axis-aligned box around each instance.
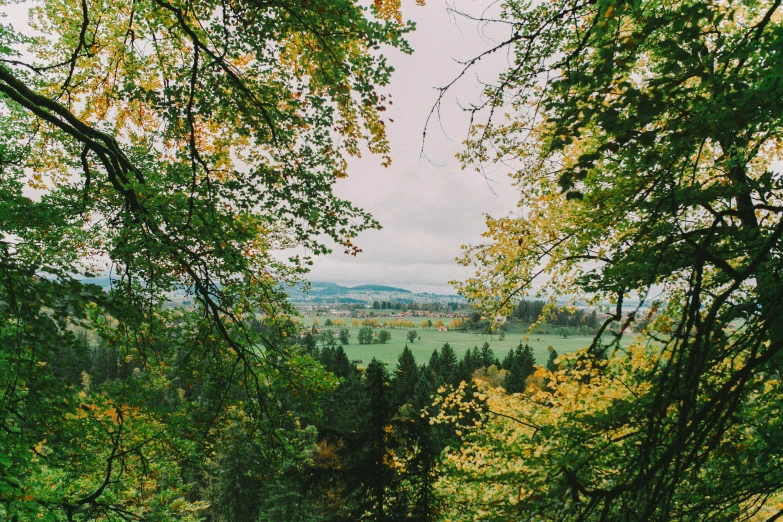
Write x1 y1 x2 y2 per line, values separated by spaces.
398 369 440 522
440 0 783 519
438 343 458 385
324 318 334 327
457 348 478 384
393 346 419 408
352 318 360 328
320 345 355 381
546 347 559 373
318 329 336 348
479 342 497 369
339 327 351 345
0 0 415 517
358 327 374 345
505 344 535 394
427 350 441 377
378 330 391 344
362 359 395 521
407 330 419 343
433 319 444 329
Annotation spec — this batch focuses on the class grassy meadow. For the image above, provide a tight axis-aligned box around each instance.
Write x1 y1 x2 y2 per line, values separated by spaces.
297 316 631 367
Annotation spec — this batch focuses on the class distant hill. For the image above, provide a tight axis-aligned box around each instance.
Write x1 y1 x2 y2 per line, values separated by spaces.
296 281 413 296
78 276 449 304
350 284 412 293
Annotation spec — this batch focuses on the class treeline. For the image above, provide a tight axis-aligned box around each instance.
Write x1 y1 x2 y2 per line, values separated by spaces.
370 300 468 312
88 335 549 520
515 300 600 329
19 311 561 522
279 340 555 521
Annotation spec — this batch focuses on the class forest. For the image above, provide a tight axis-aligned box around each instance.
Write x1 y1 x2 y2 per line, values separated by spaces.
2 0 783 521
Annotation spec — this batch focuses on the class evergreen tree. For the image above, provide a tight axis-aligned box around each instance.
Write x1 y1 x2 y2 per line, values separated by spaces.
363 358 396 521
408 370 439 521
90 338 120 384
501 348 515 371
319 345 355 381
427 349 441 377
479 342 496 369
319 345 335 373
393 346 419 408
505 344 536 394
456 347 477 385
210 436 264 522
471 345 481 365
546 347 559 373
49 330 90 386
320 370 370 437
438 343 458 385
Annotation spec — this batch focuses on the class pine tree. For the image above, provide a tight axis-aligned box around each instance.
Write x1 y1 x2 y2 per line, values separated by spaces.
505 344 536 394
331 346 355 380
438 343 458 385
363 358 395 521
427 350 441 378
501 349 515 371
393 346 419 408
456 348 477 384
408 370 439 521
479 342 496 369
546 347 559 373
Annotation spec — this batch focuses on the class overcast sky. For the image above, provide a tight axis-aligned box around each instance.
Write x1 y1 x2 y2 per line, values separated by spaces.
3 0 521 295
308 1 520 294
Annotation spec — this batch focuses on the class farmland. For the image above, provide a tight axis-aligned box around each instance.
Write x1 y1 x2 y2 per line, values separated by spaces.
297 316 632 367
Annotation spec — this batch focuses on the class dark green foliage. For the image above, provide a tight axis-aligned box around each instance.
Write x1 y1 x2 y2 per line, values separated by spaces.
504 343 536 394
442 0 783 517
301 331 318 354
546 347 559 373
363 359 396 521
0 0 418 517
319 329 336 347
404 370 440 521
393 346 419 408
515 300 600 329
456 347 478 384
437 343 458 385
358 326 374 345
319 345 355 381
479 342 498 368
427 349 441 377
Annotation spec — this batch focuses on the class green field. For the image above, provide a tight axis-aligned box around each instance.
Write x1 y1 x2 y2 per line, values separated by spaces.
298 316 628 368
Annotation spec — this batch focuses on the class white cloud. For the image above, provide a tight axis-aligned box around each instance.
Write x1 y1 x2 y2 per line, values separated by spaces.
307 1 519 291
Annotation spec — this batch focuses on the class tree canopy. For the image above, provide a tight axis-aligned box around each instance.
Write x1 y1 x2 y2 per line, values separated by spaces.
0 0 417 518
436 0 783 519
